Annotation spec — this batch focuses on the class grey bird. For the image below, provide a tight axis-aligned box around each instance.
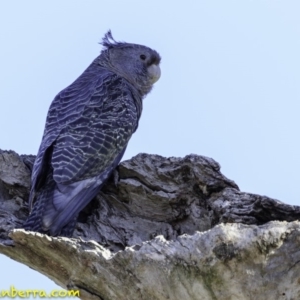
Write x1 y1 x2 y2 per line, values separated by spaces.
23 31 161 237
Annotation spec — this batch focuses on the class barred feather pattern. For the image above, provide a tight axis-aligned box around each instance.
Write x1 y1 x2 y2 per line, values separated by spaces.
23 61 143 236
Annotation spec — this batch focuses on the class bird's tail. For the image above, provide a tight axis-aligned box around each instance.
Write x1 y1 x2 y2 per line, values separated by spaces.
23 173 78 237
23 185 50 233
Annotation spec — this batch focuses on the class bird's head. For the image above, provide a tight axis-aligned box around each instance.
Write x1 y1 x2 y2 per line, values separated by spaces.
99 31 161 96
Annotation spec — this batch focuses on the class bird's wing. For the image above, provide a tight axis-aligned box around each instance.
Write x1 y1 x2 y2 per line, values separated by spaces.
30 69 120 206
29 68 105 205
30 72 140 234
51 73 138 182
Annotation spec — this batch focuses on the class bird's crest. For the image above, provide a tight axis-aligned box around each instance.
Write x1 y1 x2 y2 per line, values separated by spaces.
101 30 126 50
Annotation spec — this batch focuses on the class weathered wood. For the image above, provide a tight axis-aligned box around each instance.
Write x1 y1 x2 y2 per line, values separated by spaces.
0 149 300 299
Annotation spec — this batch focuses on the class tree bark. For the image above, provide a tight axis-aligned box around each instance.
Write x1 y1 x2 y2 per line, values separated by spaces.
0 149 300 299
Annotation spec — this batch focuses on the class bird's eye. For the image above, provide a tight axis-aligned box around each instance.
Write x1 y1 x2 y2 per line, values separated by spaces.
140 54 146 60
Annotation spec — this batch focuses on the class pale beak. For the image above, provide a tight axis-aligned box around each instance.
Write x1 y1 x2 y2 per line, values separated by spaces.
148 64 161 84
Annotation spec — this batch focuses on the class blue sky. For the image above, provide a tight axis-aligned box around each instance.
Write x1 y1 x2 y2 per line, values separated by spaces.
0 0 300 296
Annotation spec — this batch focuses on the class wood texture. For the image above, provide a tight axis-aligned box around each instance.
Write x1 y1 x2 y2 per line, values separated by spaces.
0 149 300 299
